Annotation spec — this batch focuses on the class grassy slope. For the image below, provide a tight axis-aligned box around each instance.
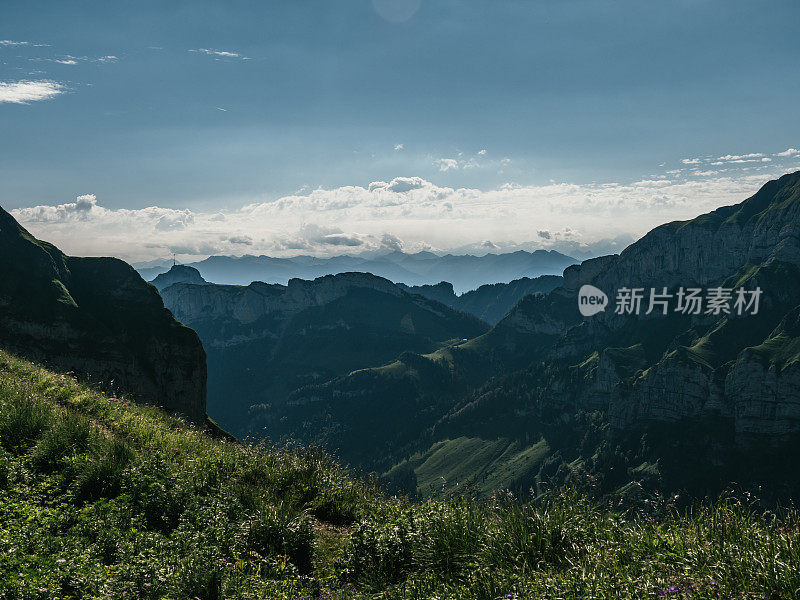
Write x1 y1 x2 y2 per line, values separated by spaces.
1 350 800 599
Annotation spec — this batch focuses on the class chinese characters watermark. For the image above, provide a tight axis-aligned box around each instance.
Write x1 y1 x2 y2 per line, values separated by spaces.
578 284 762 317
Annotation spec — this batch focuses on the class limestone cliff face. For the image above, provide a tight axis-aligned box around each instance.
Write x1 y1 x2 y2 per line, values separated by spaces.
0 207 206 423
725 307 800 439
162 272 404 329
491 172 800 442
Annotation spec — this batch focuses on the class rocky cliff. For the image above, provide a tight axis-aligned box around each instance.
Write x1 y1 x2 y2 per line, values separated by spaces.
0 207 207 423
151 264 208 292
162 272 406 335
483 172 800 441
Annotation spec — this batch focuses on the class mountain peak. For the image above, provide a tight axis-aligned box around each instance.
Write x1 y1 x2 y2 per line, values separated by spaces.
0 206 207 423
151 264 207 292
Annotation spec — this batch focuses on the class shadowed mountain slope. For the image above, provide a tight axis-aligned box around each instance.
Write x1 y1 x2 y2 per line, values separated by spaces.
399 275 563 324
159 272 489 436
0 206 206 423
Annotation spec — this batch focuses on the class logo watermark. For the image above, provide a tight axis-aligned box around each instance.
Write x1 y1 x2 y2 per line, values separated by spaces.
578 285 609 317
578 285 762 317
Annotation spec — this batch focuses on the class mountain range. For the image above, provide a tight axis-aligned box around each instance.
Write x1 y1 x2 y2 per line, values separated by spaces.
138 249 578 293
4 172 800 506
270 172 800 500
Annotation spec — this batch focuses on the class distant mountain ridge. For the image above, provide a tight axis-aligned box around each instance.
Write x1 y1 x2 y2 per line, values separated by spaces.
0 206 207 423
399 275 563 325
139 249 578 293
158 271 489 436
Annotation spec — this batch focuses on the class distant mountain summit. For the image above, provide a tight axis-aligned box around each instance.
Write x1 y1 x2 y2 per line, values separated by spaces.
0 206 207 423
139 249 578 293
151 264 207 292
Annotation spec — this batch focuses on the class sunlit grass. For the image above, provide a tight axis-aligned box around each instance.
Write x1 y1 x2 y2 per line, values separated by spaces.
0 349 798 599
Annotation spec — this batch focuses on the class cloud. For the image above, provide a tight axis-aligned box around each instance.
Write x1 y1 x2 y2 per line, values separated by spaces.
394 143 403 151
382 176 427 193
189 48 248 60
0 40 49 47
478 149 487 155
0 80 64 104
537 230 552 240
224 235 252 245
718 153 764 161
435 158 459 172
32 54 119 66
380 233 404 251
681 158 702 165
776 148 800 157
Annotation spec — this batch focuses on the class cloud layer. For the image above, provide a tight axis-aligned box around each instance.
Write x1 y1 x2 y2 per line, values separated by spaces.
11 152 800 264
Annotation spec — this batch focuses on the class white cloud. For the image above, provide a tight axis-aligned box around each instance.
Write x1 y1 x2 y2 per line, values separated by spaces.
717 153 764 161
189 48 248 60
478 149 487 155
681 158 702 165
0 80 64 104
435 158 459 172
394 143 403 151
776 148 799 157
0 40 49 47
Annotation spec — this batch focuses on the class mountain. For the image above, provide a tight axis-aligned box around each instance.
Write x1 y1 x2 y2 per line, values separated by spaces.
139 249 578 292
399 275 563 324
2 348 793 598
0 206 207 423
159 272 489 436
285 172 800 500
151 264 208 292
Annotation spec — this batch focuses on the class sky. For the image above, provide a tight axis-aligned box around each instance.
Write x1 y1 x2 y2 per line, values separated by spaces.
1 0 799 262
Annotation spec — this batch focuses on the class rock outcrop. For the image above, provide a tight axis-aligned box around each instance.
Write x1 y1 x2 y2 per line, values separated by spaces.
151 264 208 292
0 207 206 423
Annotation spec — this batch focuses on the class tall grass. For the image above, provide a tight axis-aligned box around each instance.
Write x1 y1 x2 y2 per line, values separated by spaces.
1 349 799 599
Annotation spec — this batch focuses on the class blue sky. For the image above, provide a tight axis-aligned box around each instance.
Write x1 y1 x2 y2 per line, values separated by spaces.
2 0 799 261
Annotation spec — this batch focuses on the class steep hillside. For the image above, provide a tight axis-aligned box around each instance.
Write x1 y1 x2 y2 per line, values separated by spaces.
400 274 563 324
1 349 798 599
290 172 800 498
159 272 489 436
0 207 206 423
